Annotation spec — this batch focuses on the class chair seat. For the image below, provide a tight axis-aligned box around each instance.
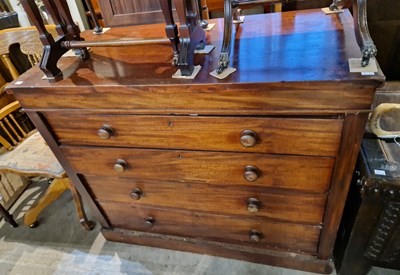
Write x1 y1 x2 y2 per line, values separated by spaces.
0 131 64 177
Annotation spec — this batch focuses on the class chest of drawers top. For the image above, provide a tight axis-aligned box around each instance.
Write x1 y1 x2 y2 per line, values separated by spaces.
8 9 383 114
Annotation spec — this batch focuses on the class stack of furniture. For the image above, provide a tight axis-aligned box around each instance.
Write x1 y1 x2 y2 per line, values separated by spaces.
7 8 384 274
335 137 400 274
334 82 400 274
97 0 209 26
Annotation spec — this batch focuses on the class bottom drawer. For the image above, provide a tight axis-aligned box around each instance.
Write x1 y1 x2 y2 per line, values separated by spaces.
100 202 321 254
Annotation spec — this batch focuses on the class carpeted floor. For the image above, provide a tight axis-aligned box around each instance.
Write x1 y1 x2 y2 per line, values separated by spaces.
0 180 398 275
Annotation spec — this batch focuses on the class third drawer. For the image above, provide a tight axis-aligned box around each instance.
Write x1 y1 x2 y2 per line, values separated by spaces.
82 175 327 224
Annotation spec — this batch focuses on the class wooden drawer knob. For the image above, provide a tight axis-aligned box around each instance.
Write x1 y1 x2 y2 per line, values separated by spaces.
247 198 260 212
244 166 260 182
130 188 142 200
240 130 257 148
114 159 127 173
249 229 262 242
144 216 155 227
97 124 114 139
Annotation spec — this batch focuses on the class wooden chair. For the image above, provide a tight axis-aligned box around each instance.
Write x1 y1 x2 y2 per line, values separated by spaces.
0 25 58 81
0 100 94 230
0 26 93 229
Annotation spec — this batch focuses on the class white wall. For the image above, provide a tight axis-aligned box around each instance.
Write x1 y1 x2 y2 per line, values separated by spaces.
67 0 90 30
8 0 30 27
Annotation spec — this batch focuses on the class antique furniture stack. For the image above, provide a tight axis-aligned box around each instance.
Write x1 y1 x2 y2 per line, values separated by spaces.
96 0 209 26
19 0 207 78
335 137 400 274
216 0 377 74
334 83 400 274
8 6 384 275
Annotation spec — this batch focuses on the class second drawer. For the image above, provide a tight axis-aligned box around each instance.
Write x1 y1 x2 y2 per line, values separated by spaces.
62 146 335 193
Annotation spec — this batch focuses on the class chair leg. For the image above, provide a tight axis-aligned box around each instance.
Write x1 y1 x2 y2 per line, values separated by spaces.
24 177 68 227
0 203 18 227
65 179 95 231
24 177 95 230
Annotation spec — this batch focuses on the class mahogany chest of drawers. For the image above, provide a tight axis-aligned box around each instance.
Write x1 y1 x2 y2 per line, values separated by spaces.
7 9 384 274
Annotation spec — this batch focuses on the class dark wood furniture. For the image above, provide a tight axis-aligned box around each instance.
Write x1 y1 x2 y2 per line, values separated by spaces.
159 0 206 76
216 0 295 74
365 0 400 80
0 25 59 81
97 0 172 26
83 0 104 34
216 0 377 74
97 0 209 27
19 0 89 82
7 9 384 273
206 0 288 12
335 137 400 275
19 0 206 79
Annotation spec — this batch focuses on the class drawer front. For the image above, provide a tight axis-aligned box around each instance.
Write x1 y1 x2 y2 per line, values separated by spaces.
100 202 321 254
84 176 326 224
63 146 334 193
46 113 342 156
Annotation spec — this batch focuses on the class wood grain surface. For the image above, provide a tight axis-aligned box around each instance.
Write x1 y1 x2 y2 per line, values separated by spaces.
102 227 334 273
97 0 172 26
48 114 343 156
6 8 385 274
14 83 377 114
62 146 334 192
82 175 326 224
8 10 383 90
100 202 321 254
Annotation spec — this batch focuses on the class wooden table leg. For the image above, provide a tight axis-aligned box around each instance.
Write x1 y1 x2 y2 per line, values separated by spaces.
330 0 377 67
84 0 103 34
352 0 377 67
19 0 63 81
160 0 180 65
200 0 209 20
329 0 341 10
169 0 204 76
217 0 234 74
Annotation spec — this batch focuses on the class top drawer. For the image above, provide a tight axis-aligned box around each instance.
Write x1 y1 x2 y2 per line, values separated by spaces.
43 112 342 156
